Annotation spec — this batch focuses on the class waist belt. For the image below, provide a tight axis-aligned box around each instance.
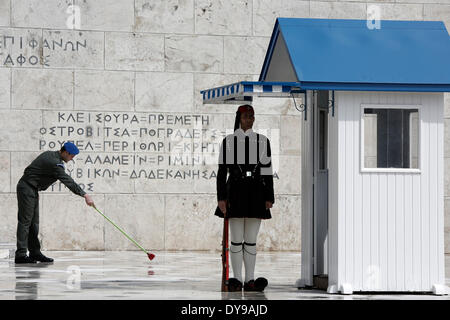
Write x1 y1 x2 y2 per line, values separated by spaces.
230 172 262 181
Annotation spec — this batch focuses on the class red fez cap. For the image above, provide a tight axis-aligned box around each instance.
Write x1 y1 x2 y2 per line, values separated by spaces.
237 105 254 114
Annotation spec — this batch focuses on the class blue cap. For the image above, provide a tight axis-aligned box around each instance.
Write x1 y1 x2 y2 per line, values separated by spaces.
64 142 79 155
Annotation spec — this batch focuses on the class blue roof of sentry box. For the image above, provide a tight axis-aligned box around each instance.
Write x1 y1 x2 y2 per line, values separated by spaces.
259 18 450 92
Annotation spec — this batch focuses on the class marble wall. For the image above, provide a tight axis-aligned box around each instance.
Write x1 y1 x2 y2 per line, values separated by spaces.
0 0 449 254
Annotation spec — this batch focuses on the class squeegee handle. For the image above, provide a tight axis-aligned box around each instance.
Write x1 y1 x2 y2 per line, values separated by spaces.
92 206 148 254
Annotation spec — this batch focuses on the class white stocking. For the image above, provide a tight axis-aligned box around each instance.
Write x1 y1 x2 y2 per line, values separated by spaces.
243 218 261 283
229 218 244 283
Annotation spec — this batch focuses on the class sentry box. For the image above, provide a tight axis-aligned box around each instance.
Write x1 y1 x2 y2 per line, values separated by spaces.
201 18 450 295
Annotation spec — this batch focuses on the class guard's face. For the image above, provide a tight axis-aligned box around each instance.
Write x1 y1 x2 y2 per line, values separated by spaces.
240 111 255 131
61 151 75 162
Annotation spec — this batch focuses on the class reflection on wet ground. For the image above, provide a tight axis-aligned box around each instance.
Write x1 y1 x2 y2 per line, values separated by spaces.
0 251 449 300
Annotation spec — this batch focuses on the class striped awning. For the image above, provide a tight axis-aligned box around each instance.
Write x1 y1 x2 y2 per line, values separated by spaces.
200 81 305 104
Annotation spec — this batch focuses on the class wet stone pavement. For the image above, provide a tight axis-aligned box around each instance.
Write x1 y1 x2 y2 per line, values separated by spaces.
0 251 449 300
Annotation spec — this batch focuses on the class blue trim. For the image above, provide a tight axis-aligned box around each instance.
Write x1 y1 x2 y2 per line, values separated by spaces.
282 85 292 93
243 83 254 92
240 81 303 88
299 82 450 92
200 81 305 95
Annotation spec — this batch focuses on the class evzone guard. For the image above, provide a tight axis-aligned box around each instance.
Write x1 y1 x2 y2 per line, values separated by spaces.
216 104 275 292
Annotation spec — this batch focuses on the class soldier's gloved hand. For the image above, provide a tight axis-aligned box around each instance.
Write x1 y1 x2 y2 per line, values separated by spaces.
84 194 95 207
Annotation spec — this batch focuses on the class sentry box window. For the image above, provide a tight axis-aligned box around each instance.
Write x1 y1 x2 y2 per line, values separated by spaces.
361 105 420 172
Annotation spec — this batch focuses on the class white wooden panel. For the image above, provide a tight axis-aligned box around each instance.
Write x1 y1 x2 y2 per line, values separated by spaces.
421 96 431 289
351 93 363 290
404 174 413 289
429 95 438 288
370 173 380 290
436 93 445 286
379 173 388 290
412 173 421 290
343 92 353 286
396 173 405 291
328 90 340 287
332 91 445 292
337 92 346 284
386 173 396 290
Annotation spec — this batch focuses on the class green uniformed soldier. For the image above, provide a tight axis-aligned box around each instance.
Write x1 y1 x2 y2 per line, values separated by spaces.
15 142 95 264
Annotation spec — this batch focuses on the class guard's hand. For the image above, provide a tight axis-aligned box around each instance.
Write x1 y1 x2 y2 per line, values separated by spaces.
218 200 227 216
84 194 95 207
265 201 273 210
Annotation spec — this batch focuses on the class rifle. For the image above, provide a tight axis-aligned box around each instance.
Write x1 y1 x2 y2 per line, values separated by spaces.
221 216 229 292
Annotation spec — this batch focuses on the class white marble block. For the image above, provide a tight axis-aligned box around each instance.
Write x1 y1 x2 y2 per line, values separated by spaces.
75 70 135 111
445 197 450 228
195 0 252 36
75 0 135 32
224 36 269 75
0 111 42 151
253 0 309 36
0 152 10 192
69 152 135 195
41 194 105 250
0 194 19 245
133 153 209 194
273 155 302 195
165 35 223 73
396 0 450 3
192 160 219 194
43 29 104 69
41 110 105 153
10 152 41 191
105 32 164 72
310 1 367 19
103 194 165 251
253 95 299 116
0 68 10 108
0 0 10 26
135 0 194 34
0 28 43 68
12 0 73 29
366 2 423 20
446 159 450 197
258 195 301 251
164 194 221 250
444 216 448 262
280 116 302 156
12 68 74 109
135 72 194 112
